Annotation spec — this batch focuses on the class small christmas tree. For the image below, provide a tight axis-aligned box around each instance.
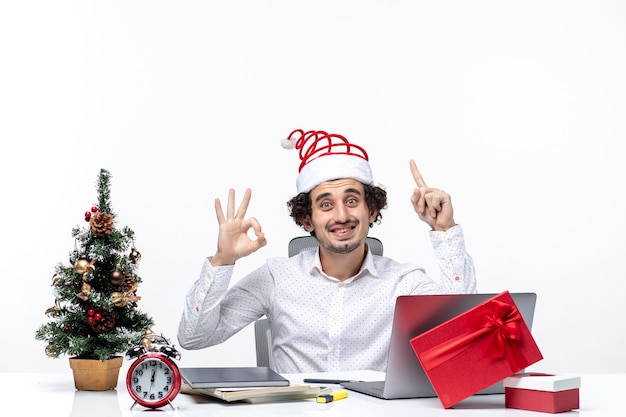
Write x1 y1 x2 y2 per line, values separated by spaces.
36 169 154 361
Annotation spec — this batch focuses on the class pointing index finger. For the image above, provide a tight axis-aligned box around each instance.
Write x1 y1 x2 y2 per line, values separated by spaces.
410 160 428 188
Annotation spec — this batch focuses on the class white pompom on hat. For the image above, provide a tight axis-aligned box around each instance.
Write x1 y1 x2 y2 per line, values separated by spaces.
282 129 374 194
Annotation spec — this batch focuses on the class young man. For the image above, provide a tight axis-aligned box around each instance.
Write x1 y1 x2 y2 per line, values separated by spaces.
178 129 476 373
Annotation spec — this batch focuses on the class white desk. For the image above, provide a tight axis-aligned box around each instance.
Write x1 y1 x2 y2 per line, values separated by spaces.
3 372 620 416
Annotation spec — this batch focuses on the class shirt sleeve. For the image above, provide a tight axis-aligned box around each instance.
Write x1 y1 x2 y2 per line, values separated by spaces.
176 258 235 349
428 225 477 294
177 258 271 350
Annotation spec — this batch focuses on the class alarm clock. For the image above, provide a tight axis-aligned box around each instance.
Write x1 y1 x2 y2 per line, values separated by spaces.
125 334 182 410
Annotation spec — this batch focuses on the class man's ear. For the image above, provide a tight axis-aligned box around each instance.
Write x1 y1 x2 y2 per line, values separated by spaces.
301 217 314 232
369 209 379 224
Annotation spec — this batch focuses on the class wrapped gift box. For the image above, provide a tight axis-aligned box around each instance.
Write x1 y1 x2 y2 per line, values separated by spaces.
503 373 581 413
409 290 543 408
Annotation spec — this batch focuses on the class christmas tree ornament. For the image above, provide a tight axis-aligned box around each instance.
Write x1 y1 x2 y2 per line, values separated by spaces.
88 309 116 333
44 299 62 316
122 274 139 293
84 205 99 222
109 269 125 286
111 290 142 307
141 335 153 350
89 211 115 236
75 259 95 301
70 240 79 264
76 280 92 301
51 273 64 286
130 246 142 263
45 344 57 358
140 329 159 349
74 259 96 275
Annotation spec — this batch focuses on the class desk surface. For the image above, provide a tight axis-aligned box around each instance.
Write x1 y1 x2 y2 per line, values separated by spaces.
2 372 620 416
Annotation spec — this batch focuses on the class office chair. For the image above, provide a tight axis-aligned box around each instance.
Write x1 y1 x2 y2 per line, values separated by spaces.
254 236 383 368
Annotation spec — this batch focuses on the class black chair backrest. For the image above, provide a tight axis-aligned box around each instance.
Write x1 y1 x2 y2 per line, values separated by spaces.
287 236 383 257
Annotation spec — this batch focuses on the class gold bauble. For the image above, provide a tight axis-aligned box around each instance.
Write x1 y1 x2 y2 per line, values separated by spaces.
130 248 142 263
74 259 95 275
45 344 56 357
141 337 152 350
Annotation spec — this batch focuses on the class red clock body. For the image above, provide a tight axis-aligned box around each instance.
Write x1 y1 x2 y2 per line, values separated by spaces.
126 352 182 408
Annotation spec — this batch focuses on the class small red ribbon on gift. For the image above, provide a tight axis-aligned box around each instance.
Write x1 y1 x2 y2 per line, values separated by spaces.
419 299 527 372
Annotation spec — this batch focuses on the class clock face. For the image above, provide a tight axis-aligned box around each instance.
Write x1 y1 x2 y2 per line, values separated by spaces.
126 353 182 408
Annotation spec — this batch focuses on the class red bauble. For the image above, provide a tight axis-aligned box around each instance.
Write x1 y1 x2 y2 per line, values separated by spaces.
87 308 95 316
91 206 98 212
94 313 102 321
87 316 94 324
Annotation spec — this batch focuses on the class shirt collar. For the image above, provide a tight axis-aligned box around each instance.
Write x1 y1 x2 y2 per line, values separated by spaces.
306 244 382 282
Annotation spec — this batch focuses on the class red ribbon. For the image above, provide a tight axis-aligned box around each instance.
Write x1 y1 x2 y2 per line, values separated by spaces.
419 299 527 372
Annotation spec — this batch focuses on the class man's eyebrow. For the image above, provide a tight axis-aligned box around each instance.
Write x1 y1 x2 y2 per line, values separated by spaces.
314 188 363 204
314 192 332 204
344 187 362 196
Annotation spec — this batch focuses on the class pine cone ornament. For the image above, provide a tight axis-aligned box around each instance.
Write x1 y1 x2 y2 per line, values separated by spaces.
122 274 138 293
89 212 114 237
88 309 116 333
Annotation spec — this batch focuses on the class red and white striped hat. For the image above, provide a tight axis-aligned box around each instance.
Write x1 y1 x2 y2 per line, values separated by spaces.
282 129 373 194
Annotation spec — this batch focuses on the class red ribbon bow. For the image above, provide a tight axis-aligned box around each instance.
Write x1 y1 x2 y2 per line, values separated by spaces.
419 299 527 372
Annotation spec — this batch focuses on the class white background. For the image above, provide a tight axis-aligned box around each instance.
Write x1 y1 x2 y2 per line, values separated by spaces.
1 1 624 374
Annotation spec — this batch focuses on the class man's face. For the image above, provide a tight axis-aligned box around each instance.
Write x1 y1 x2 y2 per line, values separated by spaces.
303 179 376 254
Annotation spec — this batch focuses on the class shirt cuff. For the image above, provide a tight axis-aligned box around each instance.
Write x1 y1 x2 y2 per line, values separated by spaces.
197 257 234 292
429 224 466 258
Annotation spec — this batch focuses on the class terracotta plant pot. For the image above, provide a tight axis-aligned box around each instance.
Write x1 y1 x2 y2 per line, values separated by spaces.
69 356 123 391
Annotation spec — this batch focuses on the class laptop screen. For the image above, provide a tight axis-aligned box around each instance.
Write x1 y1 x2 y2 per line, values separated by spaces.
381 293 537 399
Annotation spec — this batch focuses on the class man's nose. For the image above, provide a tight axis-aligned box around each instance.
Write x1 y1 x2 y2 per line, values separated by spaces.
334 204 349 222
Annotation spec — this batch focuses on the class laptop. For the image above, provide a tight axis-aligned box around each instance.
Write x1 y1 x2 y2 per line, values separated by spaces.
341 292 537 399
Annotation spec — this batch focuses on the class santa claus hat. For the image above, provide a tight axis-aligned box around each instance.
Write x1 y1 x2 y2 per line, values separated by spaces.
282 129 373 194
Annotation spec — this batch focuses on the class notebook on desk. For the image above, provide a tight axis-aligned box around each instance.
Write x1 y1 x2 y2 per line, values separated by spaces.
180 366 290 389
341 292 538 400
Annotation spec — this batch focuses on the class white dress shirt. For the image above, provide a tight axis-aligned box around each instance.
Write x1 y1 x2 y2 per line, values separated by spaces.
178 225 476 373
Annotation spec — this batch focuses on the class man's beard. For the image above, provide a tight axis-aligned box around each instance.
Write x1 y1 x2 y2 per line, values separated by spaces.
326 240 362 254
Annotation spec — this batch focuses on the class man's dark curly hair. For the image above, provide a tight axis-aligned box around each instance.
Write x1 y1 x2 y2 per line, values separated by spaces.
287 182 388 233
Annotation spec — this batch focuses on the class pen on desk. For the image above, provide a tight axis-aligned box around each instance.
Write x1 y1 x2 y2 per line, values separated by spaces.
303 378 354 384
316 389 349 403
